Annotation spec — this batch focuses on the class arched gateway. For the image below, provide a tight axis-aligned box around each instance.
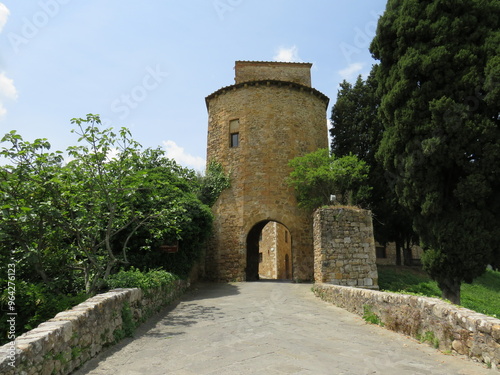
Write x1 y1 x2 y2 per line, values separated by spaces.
246 220 292 281
204 61 329 281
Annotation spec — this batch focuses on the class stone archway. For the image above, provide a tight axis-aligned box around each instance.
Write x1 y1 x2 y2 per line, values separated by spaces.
246 221 292 281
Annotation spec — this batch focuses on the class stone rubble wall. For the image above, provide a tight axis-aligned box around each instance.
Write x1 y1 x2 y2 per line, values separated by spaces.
259 221 279 279
234 61 312 86
258 222 293 280
314 207 379 288
0 280 187 375
313 283 500 370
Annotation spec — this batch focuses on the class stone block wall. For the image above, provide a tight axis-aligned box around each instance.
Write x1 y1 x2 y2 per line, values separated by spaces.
313 284 500 370
314 207 378 288
375 242 424 266
0 281 187 375
234 61 312 86
375 242 398 266
274 224 292 280
258 222 292 280
259 221 278 279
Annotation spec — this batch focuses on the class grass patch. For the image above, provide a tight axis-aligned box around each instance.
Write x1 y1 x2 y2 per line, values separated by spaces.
461 271 500 318
417 331 439 349
362 305 384 326
378 265 500 318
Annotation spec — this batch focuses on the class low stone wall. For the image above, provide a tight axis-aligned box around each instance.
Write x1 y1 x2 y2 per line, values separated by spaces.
0 280 187 375
313 283 500 370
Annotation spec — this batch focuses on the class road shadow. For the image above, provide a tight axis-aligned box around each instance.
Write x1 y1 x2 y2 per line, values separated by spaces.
254 279 299 283
72 282 240 374
182 282 241 301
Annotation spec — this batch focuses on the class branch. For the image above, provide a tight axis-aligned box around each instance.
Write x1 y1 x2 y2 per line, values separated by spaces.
121 215 155 263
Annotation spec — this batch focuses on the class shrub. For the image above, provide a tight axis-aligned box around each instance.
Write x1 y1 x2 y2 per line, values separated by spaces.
106 267 178 291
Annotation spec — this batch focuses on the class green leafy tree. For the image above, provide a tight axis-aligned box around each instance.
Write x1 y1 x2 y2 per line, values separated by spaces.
288 148 370 210
370 0 500 303
62 114 214 293
330 71 417 265
0 133 82 343
1 115 214 295
196 160 231 207
62 115 176 293
0 132 75 291
117 153 214 278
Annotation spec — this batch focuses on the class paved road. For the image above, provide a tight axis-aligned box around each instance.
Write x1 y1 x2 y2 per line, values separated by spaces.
74 282 491 375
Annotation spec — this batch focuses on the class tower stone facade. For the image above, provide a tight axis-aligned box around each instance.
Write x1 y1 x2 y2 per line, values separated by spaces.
205 61 329 281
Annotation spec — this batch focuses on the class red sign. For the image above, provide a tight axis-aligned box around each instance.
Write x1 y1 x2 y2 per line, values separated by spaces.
159 244 178 253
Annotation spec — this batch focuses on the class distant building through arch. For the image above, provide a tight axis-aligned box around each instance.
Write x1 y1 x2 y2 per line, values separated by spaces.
246 221 292 281
204 61 329 281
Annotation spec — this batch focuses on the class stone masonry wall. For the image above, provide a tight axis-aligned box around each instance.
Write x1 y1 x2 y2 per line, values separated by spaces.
275 224 292 280
376 242 425 266
313 283 500 370
258 222 292 280
234 61 312 86
205 61 329 282
0 281 187 375
259 221 278 279
314 207 378 288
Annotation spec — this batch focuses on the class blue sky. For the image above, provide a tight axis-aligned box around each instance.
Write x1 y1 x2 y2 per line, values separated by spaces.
0 0 387 171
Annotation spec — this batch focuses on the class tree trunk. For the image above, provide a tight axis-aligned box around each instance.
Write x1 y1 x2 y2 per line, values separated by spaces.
33 259 50 285
491 251 500 271
84 267 91 295
403 241 413 266
438 278 461 305
395 241 402 266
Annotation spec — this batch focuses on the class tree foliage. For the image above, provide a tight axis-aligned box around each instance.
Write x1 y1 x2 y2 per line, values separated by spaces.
370 0 500 303
0 133 73 291
196 160 231 207
288 148 370 210
330 71 417 265
0 114 213 296
331 73 381 165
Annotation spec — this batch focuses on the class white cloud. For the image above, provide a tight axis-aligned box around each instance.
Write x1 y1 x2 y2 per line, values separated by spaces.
0 72 17 121
0 103 6 120
0 3 9 33
273 46 303 63
163 140 206 171
0 72 18 100
338 62 364 81
327 118 333 150
0 5 16 121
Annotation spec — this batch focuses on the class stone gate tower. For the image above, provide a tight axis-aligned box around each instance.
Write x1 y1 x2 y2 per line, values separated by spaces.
205 61 329 281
